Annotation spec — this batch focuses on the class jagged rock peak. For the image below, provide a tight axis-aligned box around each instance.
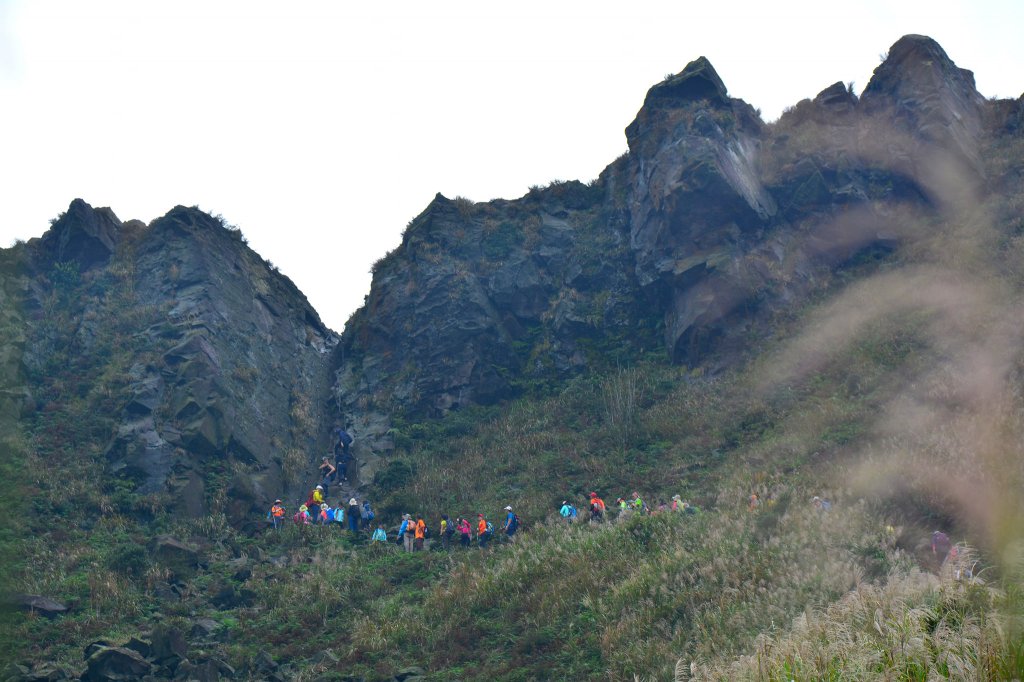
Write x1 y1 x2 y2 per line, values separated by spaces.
861 34 982 110
644 56 729 109
37 198 122 270
814 81 857 111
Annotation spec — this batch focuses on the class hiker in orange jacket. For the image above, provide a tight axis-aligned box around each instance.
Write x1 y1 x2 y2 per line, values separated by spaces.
414 516 426 551
589 492 606 522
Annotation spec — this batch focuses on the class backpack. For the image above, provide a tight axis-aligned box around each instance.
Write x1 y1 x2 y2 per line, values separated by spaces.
423 525 431 539
485 521 494 534
509 514 520 531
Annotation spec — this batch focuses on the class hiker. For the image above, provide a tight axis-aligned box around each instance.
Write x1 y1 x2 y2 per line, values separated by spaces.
671 494 681 511
332 502 344 526
360 500 375 529
501 506 518 539
334 427 354 482
347 498 360 533
812 496 832 511
559 500 577 523
319 503 334 525
458 517 472 548
589 492 606 522
440 514 453 550
371 525 388 543
414 516 427 551
477 514 492 548
616 498 629 512
748 493 760 511
399 514 414 552
268 499 285 529
306 485 325 521
932 531 951 564
655 500 667 514
293 504 311 525
631 491 647 514
319 457 336 486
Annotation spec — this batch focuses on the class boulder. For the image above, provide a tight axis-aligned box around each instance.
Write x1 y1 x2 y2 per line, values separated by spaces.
190 617 221 640
252 652 277 674
149 623 188 666
123 638 151 659
307 650 339 667
25 663 68 681
83 641 116 660
7 594 68 619
393 668 426 681
150 536 200 580
82 647 150 681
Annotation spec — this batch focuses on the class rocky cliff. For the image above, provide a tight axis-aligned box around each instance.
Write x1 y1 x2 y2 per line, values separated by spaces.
7 200 338 520
334 35 1024 476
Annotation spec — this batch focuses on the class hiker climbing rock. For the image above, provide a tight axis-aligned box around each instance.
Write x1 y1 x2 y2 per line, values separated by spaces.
334 426 354 482
319 457 336 486
306 485 325 520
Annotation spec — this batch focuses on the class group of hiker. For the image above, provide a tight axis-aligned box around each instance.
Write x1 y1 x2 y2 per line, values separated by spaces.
558 491 699 524
268 484 705 551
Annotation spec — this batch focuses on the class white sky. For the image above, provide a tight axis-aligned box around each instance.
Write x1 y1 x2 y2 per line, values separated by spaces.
2 0 1022 331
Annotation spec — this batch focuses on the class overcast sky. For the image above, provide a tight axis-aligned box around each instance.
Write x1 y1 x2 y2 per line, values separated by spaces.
2 0 1022 331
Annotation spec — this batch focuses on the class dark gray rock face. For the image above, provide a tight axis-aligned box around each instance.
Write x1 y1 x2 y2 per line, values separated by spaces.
36 198 121 271
16 201 339 519
335 34 1009 426
624 56 777 360
860 34 986 182
336 184 649 478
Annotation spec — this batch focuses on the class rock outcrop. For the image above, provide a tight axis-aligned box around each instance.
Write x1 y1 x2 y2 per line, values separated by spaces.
12 201 338 520
334 33 1015 441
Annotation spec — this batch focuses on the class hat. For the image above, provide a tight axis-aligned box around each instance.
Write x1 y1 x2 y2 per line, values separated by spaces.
316 485 323 490
478 513 484 517
275 499 282 503
562 500 567 505
403 514 411 520
349 498 357 506
300 504 308 511
671 494 681 500
504 506 512 511
589 492 597 498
